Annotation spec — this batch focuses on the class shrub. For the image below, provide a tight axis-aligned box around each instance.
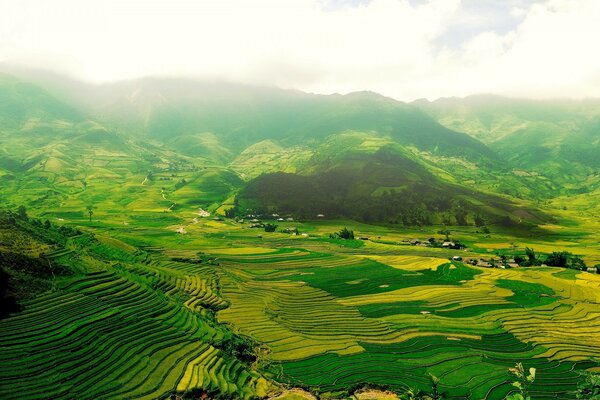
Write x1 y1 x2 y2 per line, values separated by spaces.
506 363 535 400
545 251 586 270
575 372 600 399
264 223 278 232
337 227 354 240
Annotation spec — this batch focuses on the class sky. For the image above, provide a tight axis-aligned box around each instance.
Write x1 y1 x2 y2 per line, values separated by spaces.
0 0 599 101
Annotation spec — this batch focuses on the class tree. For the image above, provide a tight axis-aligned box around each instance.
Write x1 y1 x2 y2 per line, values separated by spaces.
545 251 586 270
17 205 28 220
427 374 444 400
514 255 525 265
263 223 277 232
524 247 537 266
337 227 354 240
438 229 451 241
44 219 51 229
87 205 94 222
474 214 485 227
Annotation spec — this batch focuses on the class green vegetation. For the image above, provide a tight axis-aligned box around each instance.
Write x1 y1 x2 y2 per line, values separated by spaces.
575 372 600 399
331 227 355 240
506 363 536 400
264 223 278 232
1 71 600 399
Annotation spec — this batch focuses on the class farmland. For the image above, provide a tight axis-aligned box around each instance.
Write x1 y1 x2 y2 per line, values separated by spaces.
4 206 599 398
2 72 600 399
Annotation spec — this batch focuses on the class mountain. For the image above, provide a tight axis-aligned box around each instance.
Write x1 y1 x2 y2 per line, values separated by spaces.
415 95 600 194
237 132 550 226
0 69 571 228
3 67 495 161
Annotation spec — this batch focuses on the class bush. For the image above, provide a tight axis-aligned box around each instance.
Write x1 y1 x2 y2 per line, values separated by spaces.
514 255 525 265
263 223 278 232
545 251 586 270
575 372 600 399
337 227 354 240
218 335 257 365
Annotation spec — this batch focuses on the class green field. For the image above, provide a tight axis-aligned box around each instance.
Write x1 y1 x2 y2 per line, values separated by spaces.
3 208 600 399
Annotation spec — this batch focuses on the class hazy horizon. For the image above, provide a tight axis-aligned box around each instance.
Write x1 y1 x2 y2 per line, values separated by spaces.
1 0 599 102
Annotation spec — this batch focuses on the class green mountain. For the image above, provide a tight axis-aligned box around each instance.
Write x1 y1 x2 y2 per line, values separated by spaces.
0 70 566 228
415 95 600 194
238 132 549 226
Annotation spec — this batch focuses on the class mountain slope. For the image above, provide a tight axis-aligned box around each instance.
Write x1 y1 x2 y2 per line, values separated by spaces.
3 68 497 163
416 95 600 193
238 135 550 226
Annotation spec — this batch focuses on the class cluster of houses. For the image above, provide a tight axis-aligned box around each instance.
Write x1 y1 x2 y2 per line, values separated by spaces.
406 238 465 250
465 258 520 269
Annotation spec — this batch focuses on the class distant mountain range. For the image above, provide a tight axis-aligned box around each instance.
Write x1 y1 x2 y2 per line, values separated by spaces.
1 65 598 228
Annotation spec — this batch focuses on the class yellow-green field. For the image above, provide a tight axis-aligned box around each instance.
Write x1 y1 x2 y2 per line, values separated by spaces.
2 207 600 399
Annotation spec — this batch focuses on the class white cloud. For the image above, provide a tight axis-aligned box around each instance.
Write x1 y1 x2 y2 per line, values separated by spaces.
0 0 599 100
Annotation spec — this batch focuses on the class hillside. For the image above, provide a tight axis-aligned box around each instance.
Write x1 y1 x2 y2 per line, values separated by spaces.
415 95 600 195
1 69 600 399
238 137 550 226
3 68 496 161
0 208 81 317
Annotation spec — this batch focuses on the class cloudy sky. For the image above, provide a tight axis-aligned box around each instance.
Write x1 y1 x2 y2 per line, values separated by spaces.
1 0 599 100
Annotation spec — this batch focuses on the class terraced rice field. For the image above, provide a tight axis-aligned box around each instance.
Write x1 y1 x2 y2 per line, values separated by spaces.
3 222 600 399
0 248 268 400
213 240 600 399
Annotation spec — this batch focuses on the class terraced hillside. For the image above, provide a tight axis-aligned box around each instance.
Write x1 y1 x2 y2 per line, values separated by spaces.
2 203 600 398
0 226 270 400
196 223 600 399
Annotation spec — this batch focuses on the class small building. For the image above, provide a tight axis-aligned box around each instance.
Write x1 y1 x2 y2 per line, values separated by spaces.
442 241 455 248
277 218 284 221
317 214 325 218
410 239 420 246
452 256 463 261
359 236 370 241
286 217 294 221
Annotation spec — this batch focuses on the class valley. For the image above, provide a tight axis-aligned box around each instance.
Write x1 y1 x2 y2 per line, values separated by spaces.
1 71 600 399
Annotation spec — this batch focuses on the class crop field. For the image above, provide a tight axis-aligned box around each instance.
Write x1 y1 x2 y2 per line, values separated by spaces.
2 212 600 399
196 223 600 399
0 236 269 400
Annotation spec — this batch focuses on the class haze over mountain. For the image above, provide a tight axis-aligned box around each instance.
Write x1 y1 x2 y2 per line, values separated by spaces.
2 68 599 229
